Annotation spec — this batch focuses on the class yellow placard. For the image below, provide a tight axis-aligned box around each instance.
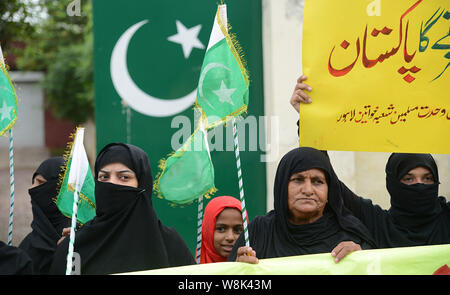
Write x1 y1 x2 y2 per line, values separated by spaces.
301 0 449 153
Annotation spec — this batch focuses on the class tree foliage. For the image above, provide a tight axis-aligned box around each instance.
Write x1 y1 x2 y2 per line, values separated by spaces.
0 0 35 59
16 0 94 124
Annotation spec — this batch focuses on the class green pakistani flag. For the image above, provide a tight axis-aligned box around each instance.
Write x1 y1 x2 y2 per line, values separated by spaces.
196 4 249 129
155 126 216 205
0 50 18 136
56 128 96 224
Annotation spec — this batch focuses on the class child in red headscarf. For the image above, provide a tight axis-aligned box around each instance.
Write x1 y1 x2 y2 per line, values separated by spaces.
198 196 245 264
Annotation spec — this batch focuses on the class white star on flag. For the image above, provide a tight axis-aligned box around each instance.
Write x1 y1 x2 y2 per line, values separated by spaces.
0 101 12 122
213 80 236 105
167 20 204 59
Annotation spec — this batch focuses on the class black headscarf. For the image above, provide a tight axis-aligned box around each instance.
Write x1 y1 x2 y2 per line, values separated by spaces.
18 157 70 275
50 143 194 274
386 153 449 244
340 153 450 248
0 241 33 275
228 147 376 261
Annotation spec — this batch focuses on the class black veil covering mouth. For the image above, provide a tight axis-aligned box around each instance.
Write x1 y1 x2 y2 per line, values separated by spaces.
50 143 194 275
19 157 70 275
386 153 447 237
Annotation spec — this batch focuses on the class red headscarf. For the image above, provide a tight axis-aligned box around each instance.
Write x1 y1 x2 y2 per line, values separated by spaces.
198 196 244 264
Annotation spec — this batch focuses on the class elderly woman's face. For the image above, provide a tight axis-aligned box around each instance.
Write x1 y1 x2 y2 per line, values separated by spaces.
287 168 328 225
97 162 138 188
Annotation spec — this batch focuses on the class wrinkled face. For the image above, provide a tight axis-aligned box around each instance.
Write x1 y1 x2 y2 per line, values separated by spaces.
97 162 138 188
31 174 47 189
400 166 434 185
287 168 328 225
213 208 243 258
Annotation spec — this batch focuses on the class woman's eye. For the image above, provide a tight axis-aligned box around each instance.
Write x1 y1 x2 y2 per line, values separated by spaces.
215 226 225 232
234 227 243 235
98 175 108 180
312 179 324 185
424 176 434 183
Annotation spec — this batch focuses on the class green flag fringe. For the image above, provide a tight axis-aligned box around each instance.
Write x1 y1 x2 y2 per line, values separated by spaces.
56 127 96 222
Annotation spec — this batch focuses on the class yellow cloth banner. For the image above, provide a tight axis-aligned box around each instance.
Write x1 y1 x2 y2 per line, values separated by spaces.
117 244 450 275
300 0 449 153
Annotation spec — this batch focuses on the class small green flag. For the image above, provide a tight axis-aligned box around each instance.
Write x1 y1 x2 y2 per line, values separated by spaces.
56 128 96 224
195 5 249 129
0 52 18 136
155 128 216 205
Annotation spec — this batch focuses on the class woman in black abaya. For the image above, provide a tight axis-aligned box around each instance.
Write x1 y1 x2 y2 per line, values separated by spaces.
340 153 450 248
290 78 449 248
228 147 377 263
18 157 70 275
50 143 195 274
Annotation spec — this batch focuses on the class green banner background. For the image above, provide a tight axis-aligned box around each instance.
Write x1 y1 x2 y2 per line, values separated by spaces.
92 0 266 256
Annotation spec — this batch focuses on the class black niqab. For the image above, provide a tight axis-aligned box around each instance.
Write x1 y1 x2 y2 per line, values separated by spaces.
340 153 450 248
50 143 194 274
228 147 376 261
18 157 70 274
386 153 449 244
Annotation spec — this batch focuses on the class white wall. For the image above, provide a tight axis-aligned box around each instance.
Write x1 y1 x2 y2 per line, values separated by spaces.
262 0 449 211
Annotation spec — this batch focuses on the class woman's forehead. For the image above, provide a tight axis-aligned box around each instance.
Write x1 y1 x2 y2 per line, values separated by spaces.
99 162 134 172
406 166 433 175
290 168 326 177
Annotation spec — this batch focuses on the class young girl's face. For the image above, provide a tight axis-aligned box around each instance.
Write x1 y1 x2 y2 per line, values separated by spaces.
213 208 243 258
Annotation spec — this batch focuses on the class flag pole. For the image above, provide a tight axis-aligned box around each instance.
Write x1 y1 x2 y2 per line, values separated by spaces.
194 117 212 264
232 118 249 247
195 195 204 264
65 127 84 275
7 129 14 245
65 187 79 275
219 5 249 247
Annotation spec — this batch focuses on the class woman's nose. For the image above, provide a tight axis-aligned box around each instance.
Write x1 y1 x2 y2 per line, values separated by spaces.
301 179 314 195
225 230 235 242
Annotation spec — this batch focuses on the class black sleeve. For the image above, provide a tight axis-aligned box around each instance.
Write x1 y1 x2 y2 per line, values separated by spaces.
49 238 69 275
164 227 196 267
0 242 34 275
339 181 364 219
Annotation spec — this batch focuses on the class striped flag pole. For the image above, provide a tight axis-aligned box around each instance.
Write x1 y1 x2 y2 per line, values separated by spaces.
194 123 212 264
7 129 14 245
65 127 84 275
66 188 79 275
195 195 204 264
232 118 249 247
